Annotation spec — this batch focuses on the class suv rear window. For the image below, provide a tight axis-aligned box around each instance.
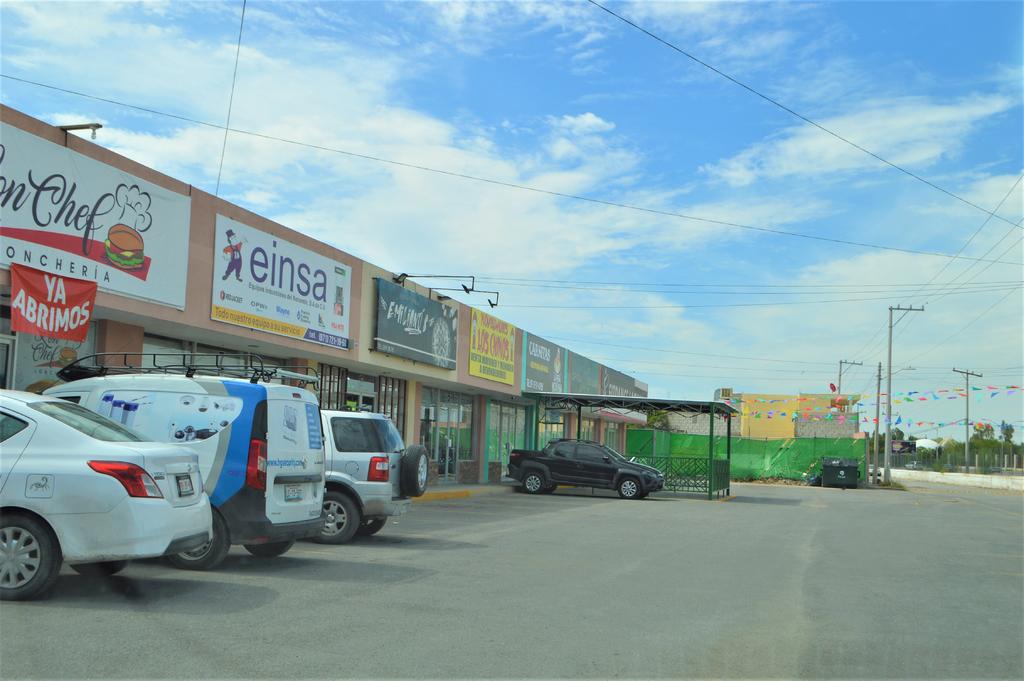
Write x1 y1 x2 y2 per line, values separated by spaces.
331 417 403 453
30 401 146 442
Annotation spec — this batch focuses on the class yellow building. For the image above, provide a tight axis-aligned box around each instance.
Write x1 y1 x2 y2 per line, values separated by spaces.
715 389 858 439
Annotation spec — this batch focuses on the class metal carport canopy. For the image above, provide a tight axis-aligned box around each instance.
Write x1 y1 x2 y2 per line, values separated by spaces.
524 392 738 415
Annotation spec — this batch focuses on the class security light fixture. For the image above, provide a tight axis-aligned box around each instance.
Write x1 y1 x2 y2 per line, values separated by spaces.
58 122 103 140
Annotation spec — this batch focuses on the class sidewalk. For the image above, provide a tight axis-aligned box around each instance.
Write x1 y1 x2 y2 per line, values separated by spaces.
413 482 517 503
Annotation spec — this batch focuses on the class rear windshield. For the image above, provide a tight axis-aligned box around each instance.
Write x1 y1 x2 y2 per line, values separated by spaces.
331 417 403 453
30 401 146 442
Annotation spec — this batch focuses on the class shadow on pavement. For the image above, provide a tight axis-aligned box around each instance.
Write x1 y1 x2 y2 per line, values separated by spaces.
351 534 483 551
22 574 276 613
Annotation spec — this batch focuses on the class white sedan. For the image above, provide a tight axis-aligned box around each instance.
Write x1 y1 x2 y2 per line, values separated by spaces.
0 391 212 600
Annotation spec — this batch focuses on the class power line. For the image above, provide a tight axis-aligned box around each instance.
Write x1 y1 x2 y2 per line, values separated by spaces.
470 280 1018 297
541 335 837 366
499 283 1020 309
215 0 247 197
474 276 1019 289
3 73 1021 267
586 0 1024 233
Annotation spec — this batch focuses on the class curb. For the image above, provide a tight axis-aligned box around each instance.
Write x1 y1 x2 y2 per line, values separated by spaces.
412 485 514 503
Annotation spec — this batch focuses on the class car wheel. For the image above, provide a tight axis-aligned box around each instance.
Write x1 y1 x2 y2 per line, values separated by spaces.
314 490 360 544
70 560 128 577
166 511 230 571
617 476 641 499
243 541 295 558
522 471 545 494
0 514 61 601
357 518 387 537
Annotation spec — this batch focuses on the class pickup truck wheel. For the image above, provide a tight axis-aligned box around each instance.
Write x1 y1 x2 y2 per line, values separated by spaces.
167 510 230 571
357 518 387 537
70 560 127 577
243 541 294 558
314 491 360 544
400 445 430 497
617 476 641 500
522 471 545 494
0 514 61 601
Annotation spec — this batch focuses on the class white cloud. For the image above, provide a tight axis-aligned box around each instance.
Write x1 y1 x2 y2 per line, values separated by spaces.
703 95 1016 186
550 112 616 136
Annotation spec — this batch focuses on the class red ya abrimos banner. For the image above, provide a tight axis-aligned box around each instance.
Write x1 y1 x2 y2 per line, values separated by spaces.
10 264 96 341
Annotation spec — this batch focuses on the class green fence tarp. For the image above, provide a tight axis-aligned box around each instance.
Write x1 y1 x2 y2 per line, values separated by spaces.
625 429 866 481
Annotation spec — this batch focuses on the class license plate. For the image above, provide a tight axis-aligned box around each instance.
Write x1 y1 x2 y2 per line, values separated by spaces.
285 484 303 502
176 475 194 497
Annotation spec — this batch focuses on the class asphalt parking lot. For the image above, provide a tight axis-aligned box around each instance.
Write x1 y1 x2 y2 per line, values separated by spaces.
2 482 1022 679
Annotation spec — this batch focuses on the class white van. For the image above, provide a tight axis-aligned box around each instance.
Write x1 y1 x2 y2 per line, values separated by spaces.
45 360 325 570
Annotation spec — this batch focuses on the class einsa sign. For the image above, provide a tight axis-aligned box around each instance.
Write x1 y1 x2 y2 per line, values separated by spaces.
0 123 191 309
211 216 352 349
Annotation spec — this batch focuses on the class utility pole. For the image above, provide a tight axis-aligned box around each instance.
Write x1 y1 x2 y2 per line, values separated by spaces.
953 368 982 473
837 359 863 400
885 305 924 484
873 362 881 484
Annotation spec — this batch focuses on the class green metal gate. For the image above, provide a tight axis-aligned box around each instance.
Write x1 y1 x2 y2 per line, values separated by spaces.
632 456 731 498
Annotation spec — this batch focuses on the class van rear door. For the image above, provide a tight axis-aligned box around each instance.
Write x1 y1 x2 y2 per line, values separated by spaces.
265 393 324 524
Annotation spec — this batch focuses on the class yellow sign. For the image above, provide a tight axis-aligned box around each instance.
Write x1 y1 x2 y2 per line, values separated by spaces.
468 308 516 385
212 305 307 339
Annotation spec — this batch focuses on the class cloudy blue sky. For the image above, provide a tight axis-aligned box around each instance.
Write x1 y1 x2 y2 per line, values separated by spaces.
2 1 1021 440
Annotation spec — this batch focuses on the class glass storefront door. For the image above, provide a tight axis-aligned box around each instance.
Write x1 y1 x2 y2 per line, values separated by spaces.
421 389 473 483
0 336 13 389
488 401 529 469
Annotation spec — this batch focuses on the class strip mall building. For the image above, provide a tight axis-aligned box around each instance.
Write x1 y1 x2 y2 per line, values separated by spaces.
0 105 648 484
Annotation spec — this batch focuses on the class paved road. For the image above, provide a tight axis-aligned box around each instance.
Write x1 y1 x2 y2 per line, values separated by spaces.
2 482 1022 679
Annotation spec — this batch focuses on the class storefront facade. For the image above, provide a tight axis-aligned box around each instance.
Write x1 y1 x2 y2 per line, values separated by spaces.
0 105 648 483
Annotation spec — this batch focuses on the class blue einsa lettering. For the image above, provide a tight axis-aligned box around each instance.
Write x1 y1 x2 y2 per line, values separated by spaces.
249 239 327 300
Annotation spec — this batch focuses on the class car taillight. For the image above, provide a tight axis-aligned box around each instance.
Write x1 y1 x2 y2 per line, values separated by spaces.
88 461 163 498
246 439 268 491
368 456 390 482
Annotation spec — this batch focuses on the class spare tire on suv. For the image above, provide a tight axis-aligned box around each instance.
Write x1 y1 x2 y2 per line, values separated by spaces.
400 444 429 497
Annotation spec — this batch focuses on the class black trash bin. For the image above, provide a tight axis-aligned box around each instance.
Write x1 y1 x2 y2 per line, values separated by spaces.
821 457 859 489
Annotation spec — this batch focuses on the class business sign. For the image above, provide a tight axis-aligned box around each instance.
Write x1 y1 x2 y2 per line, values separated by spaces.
211 216 352 349
469 308 516 385
568 352 600 395
374 278 458 369
522 332 567 393
0 123 191 308
9 264 96 342
601 366 648 398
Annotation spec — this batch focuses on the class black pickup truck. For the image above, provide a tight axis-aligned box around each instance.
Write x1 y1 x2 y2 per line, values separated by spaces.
508 439 664 500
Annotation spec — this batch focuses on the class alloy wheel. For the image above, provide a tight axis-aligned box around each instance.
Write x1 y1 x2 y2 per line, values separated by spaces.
620 479 638 498
418 456 428 489
0 527 41 590
524 474 542 493
322 499 348 536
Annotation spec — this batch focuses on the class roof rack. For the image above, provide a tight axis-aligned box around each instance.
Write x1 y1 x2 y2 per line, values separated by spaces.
56 353 320 386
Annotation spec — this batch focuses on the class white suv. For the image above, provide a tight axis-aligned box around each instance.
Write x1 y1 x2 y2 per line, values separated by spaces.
0 391 212 600
315 410 429 544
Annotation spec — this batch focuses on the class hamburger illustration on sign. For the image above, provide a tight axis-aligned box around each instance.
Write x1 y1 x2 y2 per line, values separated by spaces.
103 184 152 271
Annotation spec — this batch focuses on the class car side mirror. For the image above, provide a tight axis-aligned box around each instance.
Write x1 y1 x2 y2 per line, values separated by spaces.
603 455 611 463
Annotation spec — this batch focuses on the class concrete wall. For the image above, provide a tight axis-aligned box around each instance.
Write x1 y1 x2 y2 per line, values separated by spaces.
889 469 1024 492
666 412 732 436
795 420 859 438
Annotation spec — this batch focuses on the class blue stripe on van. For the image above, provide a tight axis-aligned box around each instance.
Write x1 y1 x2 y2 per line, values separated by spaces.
209 381 267 507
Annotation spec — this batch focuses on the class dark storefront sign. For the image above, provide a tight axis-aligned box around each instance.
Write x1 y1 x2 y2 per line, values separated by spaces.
374 278 458 370
522 332 566 393
568 352 600 395
601 366 649 398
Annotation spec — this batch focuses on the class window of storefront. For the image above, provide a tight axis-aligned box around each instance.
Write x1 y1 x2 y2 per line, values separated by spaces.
377 376 407 438
580 416 599 442
5 307 95 392
346 372 377 411
487 401 529 465
318 363 347 410
538 410 565 446
421 389 473 482
604 421 622 452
